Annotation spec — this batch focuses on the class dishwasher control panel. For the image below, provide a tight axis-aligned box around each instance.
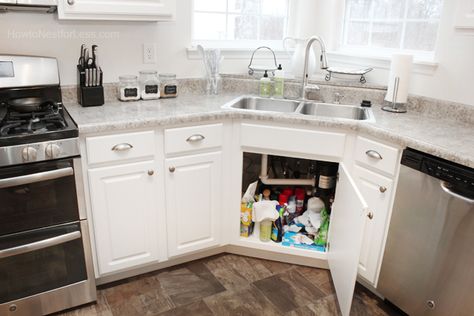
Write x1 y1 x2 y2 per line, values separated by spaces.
402 148 474 198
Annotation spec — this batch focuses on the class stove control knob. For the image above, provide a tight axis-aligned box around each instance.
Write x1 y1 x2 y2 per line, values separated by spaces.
45 144 61 159
22 147 37 162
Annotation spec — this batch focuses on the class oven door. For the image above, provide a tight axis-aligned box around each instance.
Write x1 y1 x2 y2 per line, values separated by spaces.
0 158 80 235
0 221 96 315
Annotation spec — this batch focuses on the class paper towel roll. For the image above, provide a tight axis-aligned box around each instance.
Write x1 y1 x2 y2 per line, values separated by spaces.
385 54 413 104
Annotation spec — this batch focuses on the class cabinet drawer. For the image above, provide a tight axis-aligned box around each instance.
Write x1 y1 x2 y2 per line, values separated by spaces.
354 137 400 176
86 131 155 165
165 124 223 155
240 124 346 159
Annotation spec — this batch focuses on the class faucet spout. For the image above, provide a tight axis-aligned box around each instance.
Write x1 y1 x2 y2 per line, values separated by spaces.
301 36 328 100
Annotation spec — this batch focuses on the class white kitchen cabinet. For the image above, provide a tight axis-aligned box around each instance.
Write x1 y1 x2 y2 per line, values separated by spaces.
327 164 369 316
57 0 175 21
88 160 160 275
165 151 222 257
353 165 394 286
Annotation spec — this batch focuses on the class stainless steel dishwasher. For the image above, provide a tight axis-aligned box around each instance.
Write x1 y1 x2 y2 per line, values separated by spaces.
378 148 474 316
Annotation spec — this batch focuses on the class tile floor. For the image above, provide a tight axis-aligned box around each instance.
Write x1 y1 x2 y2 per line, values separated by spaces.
58 253 404 316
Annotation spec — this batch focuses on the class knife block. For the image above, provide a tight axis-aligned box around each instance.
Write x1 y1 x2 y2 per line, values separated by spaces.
77 65 104 107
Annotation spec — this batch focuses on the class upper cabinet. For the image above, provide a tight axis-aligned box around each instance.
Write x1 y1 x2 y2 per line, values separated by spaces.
57 0 175 21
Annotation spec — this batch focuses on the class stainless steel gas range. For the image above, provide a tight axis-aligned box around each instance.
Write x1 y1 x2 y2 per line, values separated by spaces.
0 55 96 316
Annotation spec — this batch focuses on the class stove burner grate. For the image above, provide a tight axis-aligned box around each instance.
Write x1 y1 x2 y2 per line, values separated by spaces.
0 103 68 137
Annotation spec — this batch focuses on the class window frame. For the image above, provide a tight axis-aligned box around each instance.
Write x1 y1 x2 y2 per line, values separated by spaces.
191 0 290 51
339 0 443 62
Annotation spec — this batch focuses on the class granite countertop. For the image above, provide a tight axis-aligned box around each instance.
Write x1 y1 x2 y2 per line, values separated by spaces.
65 94 474 168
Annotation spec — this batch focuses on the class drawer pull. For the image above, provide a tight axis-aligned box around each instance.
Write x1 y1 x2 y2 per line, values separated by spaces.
148 170 154 176
169 166 176 173
112 143 133 152
367 212 374 220
366 150 383 160
186 134 205 143
379 186 387 193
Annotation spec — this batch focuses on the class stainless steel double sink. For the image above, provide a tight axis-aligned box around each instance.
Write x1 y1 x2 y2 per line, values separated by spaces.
222 96 374 122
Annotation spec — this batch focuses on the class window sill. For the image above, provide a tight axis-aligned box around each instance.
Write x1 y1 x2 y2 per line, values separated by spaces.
186 46 291 60
328 50 439 75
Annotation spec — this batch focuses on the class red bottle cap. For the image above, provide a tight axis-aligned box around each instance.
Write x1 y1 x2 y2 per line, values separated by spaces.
295 188 305 196
296 191 305 200
283 188 294 197
279 194 288 205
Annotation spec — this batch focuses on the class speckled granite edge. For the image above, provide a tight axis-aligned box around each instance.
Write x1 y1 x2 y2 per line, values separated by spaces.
62 76 473 124
62 76 473 168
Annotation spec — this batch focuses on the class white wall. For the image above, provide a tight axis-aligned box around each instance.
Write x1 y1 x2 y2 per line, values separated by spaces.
0 0 473 106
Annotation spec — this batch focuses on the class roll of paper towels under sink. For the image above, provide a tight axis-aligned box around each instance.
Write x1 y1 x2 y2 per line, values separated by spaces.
385 54 413 104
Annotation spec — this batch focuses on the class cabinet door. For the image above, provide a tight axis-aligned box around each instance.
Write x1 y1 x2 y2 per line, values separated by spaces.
58 0 175 21
328 163 369 316
165 152 222 257
353 166 394 285
88 161 159 275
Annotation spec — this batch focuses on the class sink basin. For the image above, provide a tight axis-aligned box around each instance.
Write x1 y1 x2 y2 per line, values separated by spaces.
299 102 373 121
224 96 301 113
223 96 374 122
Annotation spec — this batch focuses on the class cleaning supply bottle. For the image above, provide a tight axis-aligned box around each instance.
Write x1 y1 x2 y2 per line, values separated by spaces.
259 70 272 97
271 205 285 243
273 64 284 98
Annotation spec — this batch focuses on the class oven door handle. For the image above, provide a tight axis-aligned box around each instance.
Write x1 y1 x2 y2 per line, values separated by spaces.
0 231 81 259
0 167 74 189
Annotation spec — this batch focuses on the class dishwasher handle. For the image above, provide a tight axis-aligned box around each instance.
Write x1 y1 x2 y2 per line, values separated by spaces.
440 181 474 204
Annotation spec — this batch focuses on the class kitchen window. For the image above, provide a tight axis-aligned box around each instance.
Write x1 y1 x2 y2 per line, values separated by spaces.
342 0 444 59
192 0 289 49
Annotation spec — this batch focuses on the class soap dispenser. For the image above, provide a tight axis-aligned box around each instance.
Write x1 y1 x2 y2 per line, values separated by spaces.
273 64 284 98
259 70 272 98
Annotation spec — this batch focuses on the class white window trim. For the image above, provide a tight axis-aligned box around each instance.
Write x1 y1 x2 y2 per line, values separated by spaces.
327 50 438 75
326 0 443 75
186 45 291 61
190 0 290 53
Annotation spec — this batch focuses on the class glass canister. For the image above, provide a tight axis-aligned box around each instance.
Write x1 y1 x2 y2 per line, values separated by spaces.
139 70 160 100
159 73 178 98
118 75 140 101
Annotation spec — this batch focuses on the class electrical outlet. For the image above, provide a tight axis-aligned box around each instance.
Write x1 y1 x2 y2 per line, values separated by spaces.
143 43 157 64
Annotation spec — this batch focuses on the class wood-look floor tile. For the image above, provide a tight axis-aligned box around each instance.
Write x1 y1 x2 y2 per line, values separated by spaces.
204 284 282 316
285 305 319 316
157 262 225 307
253 269 326 313
102 275 174 316
319 280 336 295
350 285 394 316
248 257 295 275
58 292 112 316
295 266 332 288
305 294 341 316
158 300 214 316
204 254 273 291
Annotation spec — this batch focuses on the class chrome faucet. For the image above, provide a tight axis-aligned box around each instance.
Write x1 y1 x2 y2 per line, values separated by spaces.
301 36 328 100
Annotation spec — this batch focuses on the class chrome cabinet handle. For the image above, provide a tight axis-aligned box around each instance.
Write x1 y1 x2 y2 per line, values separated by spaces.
379 186 387 193
169 166 176 173
112 143 133 152
186 134 205 142
440 181 474 203
0 231 81 259
367 212 374 220
0 167 73 189
366 150 383 160
67 0 75 5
